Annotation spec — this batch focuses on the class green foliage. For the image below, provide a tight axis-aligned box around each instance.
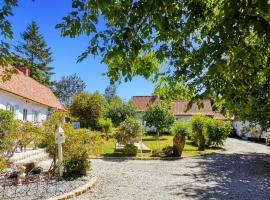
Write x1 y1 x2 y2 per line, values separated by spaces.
58 0 270 130
63 145 90 178
39 111 66 157
15 21 53 86
205 119 232 147
191 115 209 151
18 122 43 148
70 92 106 130
0 0 18 68
53 73 86 106
143 102 175 133
123 144 137 156
98 118 112 139
41 112 103 178
191 115 231 149
172 122 190 137
0 110 14 138
105 97 135 127
0 110 19 158
115 117 141 144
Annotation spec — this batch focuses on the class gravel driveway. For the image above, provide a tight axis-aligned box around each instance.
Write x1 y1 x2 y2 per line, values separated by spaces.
76 138 270 200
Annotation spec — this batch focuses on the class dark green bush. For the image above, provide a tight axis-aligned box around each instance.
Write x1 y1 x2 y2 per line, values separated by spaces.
191 115 209 150
123 144 137 156
206 119 231 147
191 115 232 150
63 150 90 178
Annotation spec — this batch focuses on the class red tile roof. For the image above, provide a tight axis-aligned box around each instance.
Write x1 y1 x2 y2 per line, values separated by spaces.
132 96 213 116
0 67 63 110
131 96 159 112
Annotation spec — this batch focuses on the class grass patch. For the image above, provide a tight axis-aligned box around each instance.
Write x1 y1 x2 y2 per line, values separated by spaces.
95 134 222 157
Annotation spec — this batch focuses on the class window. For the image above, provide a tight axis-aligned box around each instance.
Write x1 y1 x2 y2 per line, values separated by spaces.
23 109 28 121
33 110 38 123
6 104 15 114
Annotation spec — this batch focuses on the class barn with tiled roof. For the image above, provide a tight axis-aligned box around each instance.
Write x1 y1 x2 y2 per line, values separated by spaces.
132 96 228 123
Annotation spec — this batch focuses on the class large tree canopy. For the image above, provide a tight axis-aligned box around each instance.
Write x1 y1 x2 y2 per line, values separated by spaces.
58 0 270 129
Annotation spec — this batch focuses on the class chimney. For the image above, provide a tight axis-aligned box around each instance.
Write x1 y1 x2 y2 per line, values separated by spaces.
18 66 29 76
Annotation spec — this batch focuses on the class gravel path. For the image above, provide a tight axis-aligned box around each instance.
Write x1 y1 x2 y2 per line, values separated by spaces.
76 138 270 200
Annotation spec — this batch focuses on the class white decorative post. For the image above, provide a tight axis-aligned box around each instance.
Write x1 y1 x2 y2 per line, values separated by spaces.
55 126 65 177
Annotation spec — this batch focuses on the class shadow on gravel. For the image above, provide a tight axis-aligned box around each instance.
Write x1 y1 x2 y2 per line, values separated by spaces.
170 153 270 200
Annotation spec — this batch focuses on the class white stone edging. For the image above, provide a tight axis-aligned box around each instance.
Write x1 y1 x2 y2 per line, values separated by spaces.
47 175 98 200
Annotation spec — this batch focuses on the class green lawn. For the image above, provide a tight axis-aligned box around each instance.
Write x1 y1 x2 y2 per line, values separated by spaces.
95 134 222 157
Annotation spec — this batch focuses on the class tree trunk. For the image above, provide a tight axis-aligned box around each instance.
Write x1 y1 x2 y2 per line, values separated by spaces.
173 134 186 157
197 127 205 151
156 131 160 151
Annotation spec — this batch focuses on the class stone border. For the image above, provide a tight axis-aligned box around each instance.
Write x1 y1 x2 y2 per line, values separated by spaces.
89 151 223 160
47 176 98 200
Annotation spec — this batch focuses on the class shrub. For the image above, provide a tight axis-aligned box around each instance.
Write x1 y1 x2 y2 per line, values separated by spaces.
40 112 103 178
18 122 44 150
206 119 231 147
191 115 210 151
0 110 20 160
39 112 66 158
172 122 190 156
162 146 174 157
123 144 138 156
63 149 90 178
0 110 14 138
98 118 112 140
114 117 142 144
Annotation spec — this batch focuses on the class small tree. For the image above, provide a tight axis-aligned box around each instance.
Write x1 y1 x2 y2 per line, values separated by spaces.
143 102 175 147
172 122 190 157
105 97 135 127
70 92 106 130
98 118 112 140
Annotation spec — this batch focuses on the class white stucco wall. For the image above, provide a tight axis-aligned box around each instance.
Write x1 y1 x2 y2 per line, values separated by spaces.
0 90 49 123
233 121 270 139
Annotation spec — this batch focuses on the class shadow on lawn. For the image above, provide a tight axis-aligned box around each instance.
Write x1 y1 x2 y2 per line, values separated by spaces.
168 153 270 200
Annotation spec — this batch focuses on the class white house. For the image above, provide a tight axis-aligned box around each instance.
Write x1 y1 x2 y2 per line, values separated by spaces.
0 66 63 123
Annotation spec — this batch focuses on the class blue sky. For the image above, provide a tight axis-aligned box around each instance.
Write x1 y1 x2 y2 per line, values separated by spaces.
8 0 154 100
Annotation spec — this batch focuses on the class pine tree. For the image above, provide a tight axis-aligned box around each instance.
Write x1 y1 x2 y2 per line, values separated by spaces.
15 21 53 86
